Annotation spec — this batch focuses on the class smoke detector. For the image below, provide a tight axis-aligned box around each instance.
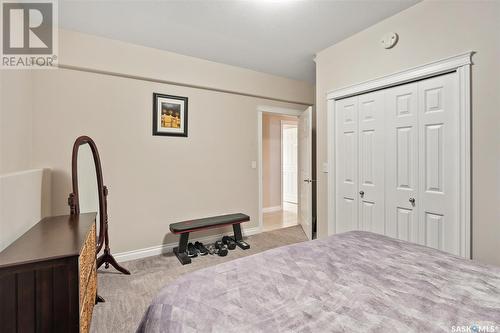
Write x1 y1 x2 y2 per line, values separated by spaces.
380 32 398 49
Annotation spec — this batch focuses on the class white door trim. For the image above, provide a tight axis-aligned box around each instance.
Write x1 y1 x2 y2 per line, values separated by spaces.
258 106 304 233
327 51 473 100
327 51 472 258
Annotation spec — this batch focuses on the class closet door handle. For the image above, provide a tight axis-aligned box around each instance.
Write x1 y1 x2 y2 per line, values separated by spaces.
409 198 416 206
359 190 364 198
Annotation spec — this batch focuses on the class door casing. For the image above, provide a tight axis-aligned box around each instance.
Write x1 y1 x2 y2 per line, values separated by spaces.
257 105 312 235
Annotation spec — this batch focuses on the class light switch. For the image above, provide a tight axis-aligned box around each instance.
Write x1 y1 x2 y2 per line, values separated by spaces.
251 161 257 169
322 162 329 173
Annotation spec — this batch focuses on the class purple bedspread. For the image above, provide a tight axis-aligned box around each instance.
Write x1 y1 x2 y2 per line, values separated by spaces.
137 231 500 332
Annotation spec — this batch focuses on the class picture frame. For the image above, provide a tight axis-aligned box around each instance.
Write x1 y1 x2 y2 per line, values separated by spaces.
152 93 188 137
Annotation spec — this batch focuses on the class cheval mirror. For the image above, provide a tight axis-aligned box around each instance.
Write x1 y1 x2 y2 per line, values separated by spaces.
68 136 130 284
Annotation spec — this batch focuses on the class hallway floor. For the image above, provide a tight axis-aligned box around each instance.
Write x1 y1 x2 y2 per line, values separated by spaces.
263 202 299 232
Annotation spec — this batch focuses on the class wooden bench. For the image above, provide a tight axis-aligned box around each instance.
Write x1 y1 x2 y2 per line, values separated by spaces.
169 213 250 265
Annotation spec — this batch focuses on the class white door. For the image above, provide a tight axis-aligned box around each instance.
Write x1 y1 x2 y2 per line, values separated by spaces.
335 97 358 233
385 82 419 242
298 107 313 240
417 73 459 254
282 123 298 204
333 73 460 256
357 91 385 234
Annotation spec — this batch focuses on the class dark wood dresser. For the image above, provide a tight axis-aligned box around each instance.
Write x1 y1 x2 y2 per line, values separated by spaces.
0 213 97 333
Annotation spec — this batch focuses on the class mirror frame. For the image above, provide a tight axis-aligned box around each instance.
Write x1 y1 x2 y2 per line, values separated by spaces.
68 135 105 254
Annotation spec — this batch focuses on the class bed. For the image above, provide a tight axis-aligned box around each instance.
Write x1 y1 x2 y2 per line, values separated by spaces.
137 231 500 332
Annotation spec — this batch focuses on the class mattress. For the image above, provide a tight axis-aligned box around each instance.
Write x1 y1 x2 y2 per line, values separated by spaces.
137 231 500 332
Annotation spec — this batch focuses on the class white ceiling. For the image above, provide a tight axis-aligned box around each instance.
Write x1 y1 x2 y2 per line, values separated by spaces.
59 0 420 83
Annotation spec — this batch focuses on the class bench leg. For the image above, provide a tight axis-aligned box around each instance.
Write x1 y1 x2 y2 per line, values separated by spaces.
233 224 250 250
173 233 191 265
233 223 243 241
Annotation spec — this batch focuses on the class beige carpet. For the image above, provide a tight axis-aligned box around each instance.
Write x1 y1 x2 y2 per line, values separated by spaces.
90 225 307 332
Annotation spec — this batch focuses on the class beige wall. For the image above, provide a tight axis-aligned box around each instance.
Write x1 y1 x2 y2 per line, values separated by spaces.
26 30 312 254
262 114 297 208
0 71 52 252
315 1 500 265
59 30 314 105
1 70 33 173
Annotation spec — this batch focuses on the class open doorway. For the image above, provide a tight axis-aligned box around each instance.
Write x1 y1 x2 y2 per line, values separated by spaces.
258 105 313 240
261 113 299 232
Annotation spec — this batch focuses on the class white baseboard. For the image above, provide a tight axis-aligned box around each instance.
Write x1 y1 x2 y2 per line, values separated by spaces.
114 226 261 263
262 205 282 213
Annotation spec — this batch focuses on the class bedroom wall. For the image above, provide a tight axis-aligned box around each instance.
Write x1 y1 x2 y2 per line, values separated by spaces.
59 30 314 105
0 71 52 251
30 30 313 254
262 114 298 209
315 0 500 265
1 70 33 174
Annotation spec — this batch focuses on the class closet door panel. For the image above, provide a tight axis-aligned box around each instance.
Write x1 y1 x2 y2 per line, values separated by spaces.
335 97 359 232
358 91 385 234
418 73 459 255
385 83 419 242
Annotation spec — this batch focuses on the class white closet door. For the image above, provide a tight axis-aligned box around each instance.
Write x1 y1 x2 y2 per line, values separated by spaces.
418 73 459 255
335 96 358 233
333 73 461 256
357 91 385 233
385 83 419 242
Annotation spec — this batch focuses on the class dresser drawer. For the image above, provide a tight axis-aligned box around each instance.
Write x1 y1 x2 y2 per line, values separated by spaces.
0 213 97 333
80 263 97 333
79 223 96 306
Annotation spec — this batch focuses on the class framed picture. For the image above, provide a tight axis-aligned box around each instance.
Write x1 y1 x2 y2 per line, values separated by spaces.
152 93 188 137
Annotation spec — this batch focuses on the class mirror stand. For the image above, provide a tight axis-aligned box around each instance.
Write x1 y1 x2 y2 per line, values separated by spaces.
68 135 131 304
96 186 130 275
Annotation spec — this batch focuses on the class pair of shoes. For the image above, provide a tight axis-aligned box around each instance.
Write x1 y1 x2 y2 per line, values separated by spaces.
222 236 250 251
186 242 209 257
206 244 224 256
222 236 236 250
214 241 228 256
